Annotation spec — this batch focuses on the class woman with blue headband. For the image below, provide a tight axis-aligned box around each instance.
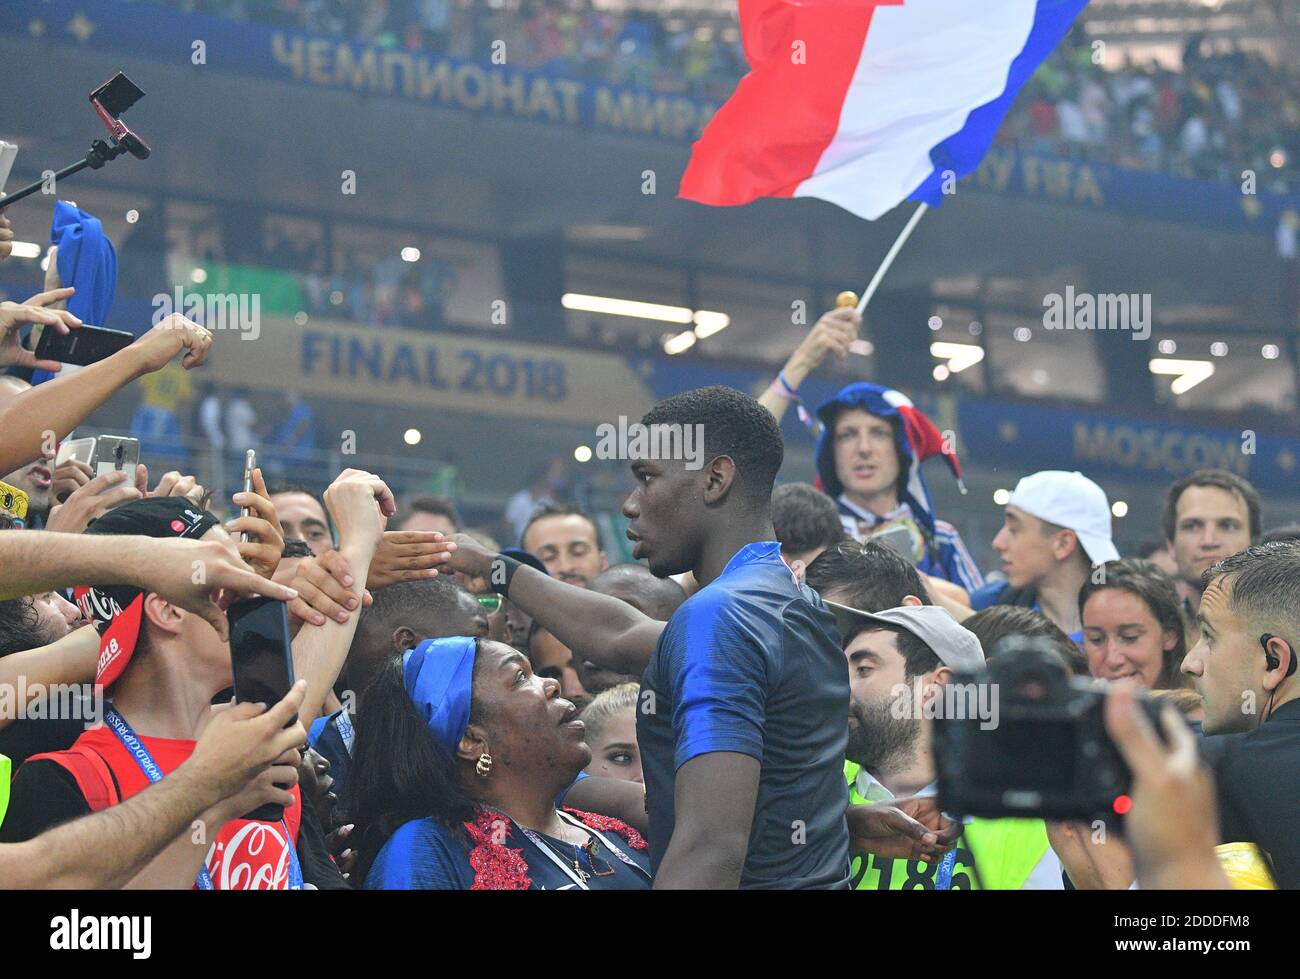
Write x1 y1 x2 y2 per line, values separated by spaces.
353 636 651 889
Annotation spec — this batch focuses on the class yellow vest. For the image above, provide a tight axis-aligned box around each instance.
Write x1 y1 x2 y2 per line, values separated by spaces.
0 753 10 829
846 760 1056 890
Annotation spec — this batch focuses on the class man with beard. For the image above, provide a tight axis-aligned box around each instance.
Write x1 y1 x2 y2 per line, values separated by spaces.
825 602 1064 889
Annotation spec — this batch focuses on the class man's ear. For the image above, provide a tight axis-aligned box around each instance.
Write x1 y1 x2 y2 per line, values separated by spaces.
392 626 419 654
920 666 952 706
457 722 488 764
142 592 186 637
1052 529 1081 562
702 455 737 505
1263 636 1293 692
599 551 609 573
902 594 924 607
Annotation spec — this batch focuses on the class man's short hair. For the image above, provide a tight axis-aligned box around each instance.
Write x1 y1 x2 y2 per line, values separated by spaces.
640 385 783 498
267 483 327 504
805 539 929 612
1163 469 1262 543
1203 541 1300 641
521 503 602 550
1260 524 1300 546
590 563 686 621
400 495 460 532
772 483 846 557
963 606 1089 677
353 576 476 650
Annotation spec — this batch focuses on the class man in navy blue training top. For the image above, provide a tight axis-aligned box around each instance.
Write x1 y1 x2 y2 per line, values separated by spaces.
626 386 849 888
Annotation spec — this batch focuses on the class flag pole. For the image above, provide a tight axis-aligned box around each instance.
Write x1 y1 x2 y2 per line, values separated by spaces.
837 202 930 335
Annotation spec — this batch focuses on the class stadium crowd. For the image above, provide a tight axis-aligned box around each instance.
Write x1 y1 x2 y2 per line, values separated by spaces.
152 0 1299 192
0 205 1296 891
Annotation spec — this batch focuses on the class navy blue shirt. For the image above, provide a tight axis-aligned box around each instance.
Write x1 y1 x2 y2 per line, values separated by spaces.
637 541 850 888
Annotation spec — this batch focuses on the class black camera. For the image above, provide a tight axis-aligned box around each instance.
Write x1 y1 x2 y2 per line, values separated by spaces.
933 635 1165 828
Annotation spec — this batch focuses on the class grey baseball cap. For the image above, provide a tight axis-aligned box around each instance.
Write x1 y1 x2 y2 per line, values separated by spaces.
824 601 985 673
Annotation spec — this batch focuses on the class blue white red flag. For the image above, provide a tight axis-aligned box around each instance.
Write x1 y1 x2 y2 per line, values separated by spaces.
680 0 1089 220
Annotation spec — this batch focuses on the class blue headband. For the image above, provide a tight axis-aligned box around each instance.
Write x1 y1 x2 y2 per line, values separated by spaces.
402 637 478 756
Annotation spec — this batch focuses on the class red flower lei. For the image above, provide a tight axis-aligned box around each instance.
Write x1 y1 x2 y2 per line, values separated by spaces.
463 810 531 890
462 807 647 890
561 808 648 851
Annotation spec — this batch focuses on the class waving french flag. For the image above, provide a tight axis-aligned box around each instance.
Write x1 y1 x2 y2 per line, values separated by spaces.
680 0 1089 220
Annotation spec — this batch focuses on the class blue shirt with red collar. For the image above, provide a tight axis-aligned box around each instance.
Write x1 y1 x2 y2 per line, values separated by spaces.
637 541 850 888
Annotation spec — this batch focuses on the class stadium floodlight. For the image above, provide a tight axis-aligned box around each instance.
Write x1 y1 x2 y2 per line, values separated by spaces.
930 341 985 373
662 331 697 355
1149 358 1214 395
563 293 694 325
692 310 730 338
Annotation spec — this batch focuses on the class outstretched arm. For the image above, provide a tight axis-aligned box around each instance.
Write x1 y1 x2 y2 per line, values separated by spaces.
0 314 214 475
757 306 860 423
445 535 664 675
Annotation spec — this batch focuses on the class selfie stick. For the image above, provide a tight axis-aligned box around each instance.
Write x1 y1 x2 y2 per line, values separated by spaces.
0 138 137 209
0 72 150 210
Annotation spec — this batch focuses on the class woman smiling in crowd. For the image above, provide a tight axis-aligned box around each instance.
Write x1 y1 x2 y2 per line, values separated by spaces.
353 637 650 890
1078 558 1190 689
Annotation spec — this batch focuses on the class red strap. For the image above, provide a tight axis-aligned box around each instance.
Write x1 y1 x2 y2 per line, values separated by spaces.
28 747 120 812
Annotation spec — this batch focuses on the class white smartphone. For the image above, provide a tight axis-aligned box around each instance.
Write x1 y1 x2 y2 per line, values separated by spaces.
55 437 97 467
89 436 141 479
0 141 18 195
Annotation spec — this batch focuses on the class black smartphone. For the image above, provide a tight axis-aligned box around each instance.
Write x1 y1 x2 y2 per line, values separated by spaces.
34 323 134 366
227 596 297 822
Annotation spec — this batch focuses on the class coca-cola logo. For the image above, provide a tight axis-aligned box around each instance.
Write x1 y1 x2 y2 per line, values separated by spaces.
77 587 124 626
206 821 291 890
171 519 185 533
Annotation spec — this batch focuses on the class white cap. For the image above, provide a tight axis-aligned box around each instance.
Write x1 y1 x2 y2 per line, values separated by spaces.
1008 470 1119 564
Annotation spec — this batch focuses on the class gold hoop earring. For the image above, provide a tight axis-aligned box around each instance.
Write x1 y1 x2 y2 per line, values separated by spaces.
475 753 493 777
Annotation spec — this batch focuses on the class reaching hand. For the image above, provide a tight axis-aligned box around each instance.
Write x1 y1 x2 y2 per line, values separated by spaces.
367 530 457 590
45 467 143 534
0 287 82 372
322 469 395 553
126 313 214 373
787 306 860 377
846 795 961 861
129 535 298 641
283 550 373 628
225 468 285 579
188 680 307 812
1104 684 1227 889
